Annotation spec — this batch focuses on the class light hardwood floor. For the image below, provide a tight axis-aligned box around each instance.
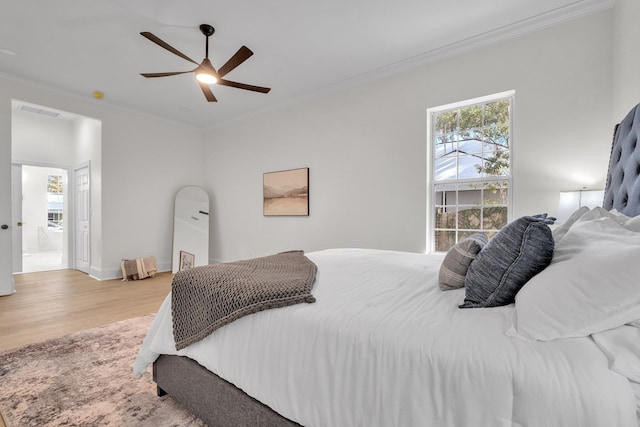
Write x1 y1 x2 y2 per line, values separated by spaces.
0 269 173 427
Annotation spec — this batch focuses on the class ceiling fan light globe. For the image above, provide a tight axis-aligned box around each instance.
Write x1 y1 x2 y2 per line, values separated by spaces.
196 73 218 84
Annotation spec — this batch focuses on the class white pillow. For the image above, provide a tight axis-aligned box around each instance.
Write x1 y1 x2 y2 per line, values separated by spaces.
552 206 589 242
507 209 640 341
592 324 640 383
605 207 640 230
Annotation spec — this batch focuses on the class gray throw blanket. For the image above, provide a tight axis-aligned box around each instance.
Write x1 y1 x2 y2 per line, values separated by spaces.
171 250 317 350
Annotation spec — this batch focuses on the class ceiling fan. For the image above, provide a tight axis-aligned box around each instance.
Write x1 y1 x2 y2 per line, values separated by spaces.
140 24 271 102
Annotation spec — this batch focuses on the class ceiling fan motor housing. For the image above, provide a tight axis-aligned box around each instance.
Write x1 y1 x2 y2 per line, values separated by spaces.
199 24 215 37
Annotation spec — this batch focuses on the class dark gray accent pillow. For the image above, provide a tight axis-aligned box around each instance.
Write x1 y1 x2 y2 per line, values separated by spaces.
460 214 555 308
439 233 489 291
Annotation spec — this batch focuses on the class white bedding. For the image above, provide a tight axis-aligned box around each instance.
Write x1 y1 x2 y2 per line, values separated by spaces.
134 248 638 427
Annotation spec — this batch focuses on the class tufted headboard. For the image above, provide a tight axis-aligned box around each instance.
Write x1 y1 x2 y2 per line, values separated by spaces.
603 103 640 217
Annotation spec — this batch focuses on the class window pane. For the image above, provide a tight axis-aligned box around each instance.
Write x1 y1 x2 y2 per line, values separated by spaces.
483 141 498 152
483 100 510 148
434 140 454 157
484 99 509 127
481 151 510 177
435 206 457 230
435 111 458 137
48 175 63 193
482 182 509 205
434 155 458 181
457 154 482 179
458 138 483 155
434 184 458 206
434 230 457 252
483 206 508 230
459 105 482 132
458 186 481 205
458 207 481 230
47 175 64 228
444 191 457 205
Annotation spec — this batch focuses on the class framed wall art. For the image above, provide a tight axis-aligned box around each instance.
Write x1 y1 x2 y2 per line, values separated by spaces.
263 167 309 216
179 250 195 271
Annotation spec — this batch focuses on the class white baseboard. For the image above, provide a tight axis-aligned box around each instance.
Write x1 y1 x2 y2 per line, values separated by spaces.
89 260 173 281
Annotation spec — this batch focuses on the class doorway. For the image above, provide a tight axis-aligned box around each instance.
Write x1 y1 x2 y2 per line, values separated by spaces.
12 164 69 273
11 99 101 278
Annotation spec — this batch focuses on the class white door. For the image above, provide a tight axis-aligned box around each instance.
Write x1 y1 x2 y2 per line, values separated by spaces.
11 164 22 273
74 166 90 273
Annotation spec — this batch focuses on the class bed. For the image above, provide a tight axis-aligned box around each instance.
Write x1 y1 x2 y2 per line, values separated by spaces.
134 102 640 427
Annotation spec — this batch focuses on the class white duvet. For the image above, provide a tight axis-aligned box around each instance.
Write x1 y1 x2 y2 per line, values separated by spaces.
134 248 638 427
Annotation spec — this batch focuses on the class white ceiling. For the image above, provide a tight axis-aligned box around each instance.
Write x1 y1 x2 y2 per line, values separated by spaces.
1 0 613 129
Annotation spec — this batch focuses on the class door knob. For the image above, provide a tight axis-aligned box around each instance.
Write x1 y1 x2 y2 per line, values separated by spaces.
1 224 8 230
16 222 22 227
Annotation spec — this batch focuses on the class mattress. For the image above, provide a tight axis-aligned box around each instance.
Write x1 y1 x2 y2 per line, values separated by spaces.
134 248 638 427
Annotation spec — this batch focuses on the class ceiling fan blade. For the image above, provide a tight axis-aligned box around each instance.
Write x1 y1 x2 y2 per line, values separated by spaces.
218 79 271 93
140 71 193 78
217 46 254 78
140 32 199 65
199 81 218 102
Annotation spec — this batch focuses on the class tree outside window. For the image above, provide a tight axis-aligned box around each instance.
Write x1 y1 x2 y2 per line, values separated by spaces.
47 175 64 229
430 93 512 252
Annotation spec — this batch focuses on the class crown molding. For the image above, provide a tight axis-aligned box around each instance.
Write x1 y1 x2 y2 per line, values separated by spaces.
205 0 615 132
323 0 616 96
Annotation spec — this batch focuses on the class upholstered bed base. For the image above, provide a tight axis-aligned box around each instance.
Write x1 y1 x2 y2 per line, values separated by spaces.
153 354 301 427
604 102 640 216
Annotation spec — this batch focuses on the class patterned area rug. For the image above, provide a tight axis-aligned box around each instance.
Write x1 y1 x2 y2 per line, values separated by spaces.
0 315 205 426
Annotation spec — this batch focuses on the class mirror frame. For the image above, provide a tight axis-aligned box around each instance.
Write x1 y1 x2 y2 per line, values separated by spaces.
172 185 210 273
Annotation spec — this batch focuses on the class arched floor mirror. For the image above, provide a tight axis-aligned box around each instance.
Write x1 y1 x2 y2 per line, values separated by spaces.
172 186 209 273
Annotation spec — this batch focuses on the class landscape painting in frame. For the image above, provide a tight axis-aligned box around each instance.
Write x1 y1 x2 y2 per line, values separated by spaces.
263 168 309 216
179 250 195 271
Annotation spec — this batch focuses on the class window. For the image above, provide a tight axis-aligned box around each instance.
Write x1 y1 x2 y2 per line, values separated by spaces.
428 91 513 252
47 174 64 229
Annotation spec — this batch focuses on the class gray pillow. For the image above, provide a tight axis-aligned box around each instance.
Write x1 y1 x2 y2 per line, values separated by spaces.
439 233 489 291
460 214 555 308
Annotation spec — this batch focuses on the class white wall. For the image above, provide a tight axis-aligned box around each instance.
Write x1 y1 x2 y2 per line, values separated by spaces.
203 10 615 263
12 109 76 165
100 111 205 277
612 0 640 119
0 76 206 280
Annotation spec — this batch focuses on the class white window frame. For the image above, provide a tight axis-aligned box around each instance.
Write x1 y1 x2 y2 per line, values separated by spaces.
426 90 515 253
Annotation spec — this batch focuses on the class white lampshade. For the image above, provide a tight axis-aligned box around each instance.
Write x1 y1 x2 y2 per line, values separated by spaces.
556 189 604 223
